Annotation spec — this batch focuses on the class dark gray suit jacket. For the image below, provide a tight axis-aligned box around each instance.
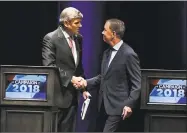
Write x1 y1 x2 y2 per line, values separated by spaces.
87 42 141 115
42 26 84 108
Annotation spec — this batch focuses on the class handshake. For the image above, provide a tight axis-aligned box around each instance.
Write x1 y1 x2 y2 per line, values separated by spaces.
71 76 87 89
71 76 91 99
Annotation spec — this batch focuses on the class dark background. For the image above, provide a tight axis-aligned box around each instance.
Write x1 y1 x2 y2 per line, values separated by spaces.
0 2 186 70
0 1 186 132
0 2 58 65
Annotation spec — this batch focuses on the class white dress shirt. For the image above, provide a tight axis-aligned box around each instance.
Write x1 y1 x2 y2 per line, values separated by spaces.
108 40 123 67
60 27 77 64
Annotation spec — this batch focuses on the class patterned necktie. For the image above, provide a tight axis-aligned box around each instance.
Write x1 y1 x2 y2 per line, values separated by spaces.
68 37 75 57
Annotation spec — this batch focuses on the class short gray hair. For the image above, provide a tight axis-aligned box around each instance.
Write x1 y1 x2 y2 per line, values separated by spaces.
106 19 125 39
59 7 83 23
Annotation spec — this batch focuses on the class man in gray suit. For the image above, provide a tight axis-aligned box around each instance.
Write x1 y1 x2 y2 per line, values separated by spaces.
74 18 141 132
42 7 87 132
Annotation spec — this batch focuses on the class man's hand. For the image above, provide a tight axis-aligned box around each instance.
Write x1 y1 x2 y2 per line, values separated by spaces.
71 76 84 84
122 106 132 120
71 76 87 89
74 79 87 89
82 91 91 99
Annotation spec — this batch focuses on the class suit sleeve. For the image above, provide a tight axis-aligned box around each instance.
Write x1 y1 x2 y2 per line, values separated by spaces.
86 74 101 91
42 35 56 66
42 35 72 87
124 52 141 108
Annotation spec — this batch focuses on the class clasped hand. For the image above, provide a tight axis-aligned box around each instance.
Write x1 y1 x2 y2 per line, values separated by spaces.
71 76 90 99
71 76 87 89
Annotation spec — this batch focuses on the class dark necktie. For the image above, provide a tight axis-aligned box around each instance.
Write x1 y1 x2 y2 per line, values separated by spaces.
104 47 116 73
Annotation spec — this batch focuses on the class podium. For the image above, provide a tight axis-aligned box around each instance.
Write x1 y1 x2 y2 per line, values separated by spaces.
0 65 63 132
140 69 187 132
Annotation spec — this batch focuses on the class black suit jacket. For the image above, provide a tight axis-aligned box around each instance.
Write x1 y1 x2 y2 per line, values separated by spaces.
42 26 84 108
87 42 141 115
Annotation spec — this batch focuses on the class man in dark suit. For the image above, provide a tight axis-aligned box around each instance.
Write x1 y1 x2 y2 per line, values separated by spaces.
42 7 87 132
74 18 141 132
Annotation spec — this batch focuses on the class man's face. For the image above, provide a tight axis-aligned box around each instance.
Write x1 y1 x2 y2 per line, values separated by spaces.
102 22 113 44
64 18 82 35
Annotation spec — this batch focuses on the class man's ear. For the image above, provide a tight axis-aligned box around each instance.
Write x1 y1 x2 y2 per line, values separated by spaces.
63 20 69 28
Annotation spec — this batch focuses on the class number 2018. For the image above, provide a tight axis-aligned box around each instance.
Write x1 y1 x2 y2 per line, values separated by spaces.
13 84 40 93
157 89 185 97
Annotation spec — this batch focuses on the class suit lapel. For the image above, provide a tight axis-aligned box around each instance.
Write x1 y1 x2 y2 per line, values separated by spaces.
103 43 124 77
57 27 75 66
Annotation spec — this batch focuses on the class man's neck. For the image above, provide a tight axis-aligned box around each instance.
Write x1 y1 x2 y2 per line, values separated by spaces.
60 26 74 37
110 38 121 47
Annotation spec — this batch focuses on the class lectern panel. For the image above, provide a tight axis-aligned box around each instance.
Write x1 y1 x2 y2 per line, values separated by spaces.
0 65 61 106
145 113 187 132
148 78 186 105
0 65 61 132
141 69 187 110
1 110 44 132
5 74 47 101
